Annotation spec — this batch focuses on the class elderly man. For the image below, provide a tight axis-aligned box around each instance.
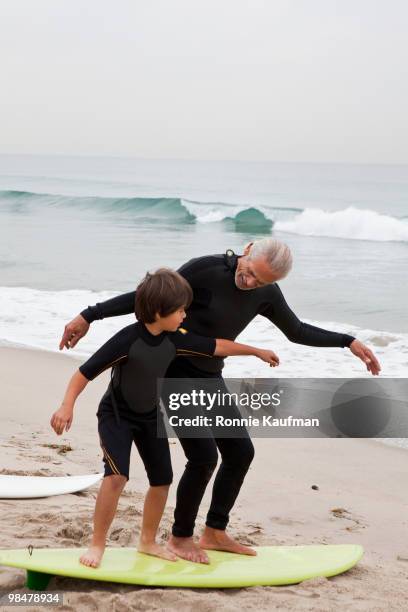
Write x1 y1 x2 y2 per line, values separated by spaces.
59 238 380 563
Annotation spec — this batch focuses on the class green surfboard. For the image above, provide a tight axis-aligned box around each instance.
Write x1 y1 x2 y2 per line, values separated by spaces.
0 545 363 590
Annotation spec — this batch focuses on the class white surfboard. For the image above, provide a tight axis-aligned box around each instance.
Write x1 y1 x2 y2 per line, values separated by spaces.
0 473 103 499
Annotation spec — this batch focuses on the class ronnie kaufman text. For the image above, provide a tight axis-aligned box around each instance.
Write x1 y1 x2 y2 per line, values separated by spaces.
168 415 320 428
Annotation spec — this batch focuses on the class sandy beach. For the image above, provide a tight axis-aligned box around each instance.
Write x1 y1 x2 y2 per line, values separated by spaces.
0 345 407 611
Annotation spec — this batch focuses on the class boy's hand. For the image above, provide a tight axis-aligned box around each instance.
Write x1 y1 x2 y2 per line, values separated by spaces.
50 405 73 435
254 349 280 367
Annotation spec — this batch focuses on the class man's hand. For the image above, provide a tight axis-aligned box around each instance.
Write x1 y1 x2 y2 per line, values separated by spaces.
254 349 280 367
50 405 73 435
349 339 381 375
59 314 90 350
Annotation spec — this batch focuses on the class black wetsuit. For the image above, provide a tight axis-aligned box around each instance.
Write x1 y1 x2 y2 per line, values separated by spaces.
79 321 215 484
81 250 355 536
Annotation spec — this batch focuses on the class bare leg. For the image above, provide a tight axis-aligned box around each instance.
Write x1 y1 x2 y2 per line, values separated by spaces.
80 474 127 568
167 536 209 564
138 485 177 561
199 526 257 556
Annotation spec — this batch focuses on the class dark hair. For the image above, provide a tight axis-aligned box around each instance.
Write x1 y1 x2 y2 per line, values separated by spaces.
135 268 193 323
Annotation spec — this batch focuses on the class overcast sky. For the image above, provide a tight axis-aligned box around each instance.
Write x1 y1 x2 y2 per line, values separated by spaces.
1 0 407 164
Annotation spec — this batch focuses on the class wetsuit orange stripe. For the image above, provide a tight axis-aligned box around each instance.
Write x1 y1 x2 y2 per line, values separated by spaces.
103 447 120 475
98 435 120 475
100 443 121 475
176 349 213 357
94 355 128 378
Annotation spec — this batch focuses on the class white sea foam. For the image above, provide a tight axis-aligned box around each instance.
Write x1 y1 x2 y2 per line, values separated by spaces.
0 286 136 360
0 286 406 378
224 316 408 378
275 206 408 242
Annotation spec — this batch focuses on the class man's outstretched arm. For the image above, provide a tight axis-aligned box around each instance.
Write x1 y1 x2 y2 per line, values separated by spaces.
59 291 136 350
80 291 136 323
58 255 210 350
261 284 381 375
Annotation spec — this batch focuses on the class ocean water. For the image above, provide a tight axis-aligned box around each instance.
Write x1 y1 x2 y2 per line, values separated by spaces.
0 154 407 380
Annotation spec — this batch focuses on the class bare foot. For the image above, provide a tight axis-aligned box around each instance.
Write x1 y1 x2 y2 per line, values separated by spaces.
199 527 257 556
79 545 105 568
138 540 178 562
167 535 209 564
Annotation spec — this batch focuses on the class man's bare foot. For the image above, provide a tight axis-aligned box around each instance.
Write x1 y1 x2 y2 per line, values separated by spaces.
79 545 105 568
138 540 178 562
199 527 257 556
167 535 209 564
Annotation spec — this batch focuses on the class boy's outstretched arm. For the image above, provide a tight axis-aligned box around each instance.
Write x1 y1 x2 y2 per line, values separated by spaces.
50 370 89 435
53 324 134 434
173 329 279 367
214 339 280 367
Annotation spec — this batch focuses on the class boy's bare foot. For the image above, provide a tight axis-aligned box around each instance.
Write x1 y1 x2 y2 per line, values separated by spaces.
199 527 257 556
167 535 209 564
79 545 105 568
138 541 178 561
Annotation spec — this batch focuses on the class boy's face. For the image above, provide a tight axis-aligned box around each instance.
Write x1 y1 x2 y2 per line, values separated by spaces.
155 307 186 331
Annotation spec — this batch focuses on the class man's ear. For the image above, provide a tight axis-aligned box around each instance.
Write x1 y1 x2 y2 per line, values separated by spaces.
243 242 254 256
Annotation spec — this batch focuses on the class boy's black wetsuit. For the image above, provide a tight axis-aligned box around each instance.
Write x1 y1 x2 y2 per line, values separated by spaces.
79 321 216 485
81 250 355 537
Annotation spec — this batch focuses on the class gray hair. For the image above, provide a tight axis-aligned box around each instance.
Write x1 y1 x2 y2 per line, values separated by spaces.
247 238 293 278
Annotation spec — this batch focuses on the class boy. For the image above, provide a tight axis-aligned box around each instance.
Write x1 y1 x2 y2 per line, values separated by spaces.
50 268 279 568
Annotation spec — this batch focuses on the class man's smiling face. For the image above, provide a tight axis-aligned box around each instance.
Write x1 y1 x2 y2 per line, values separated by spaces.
235 254 283 290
